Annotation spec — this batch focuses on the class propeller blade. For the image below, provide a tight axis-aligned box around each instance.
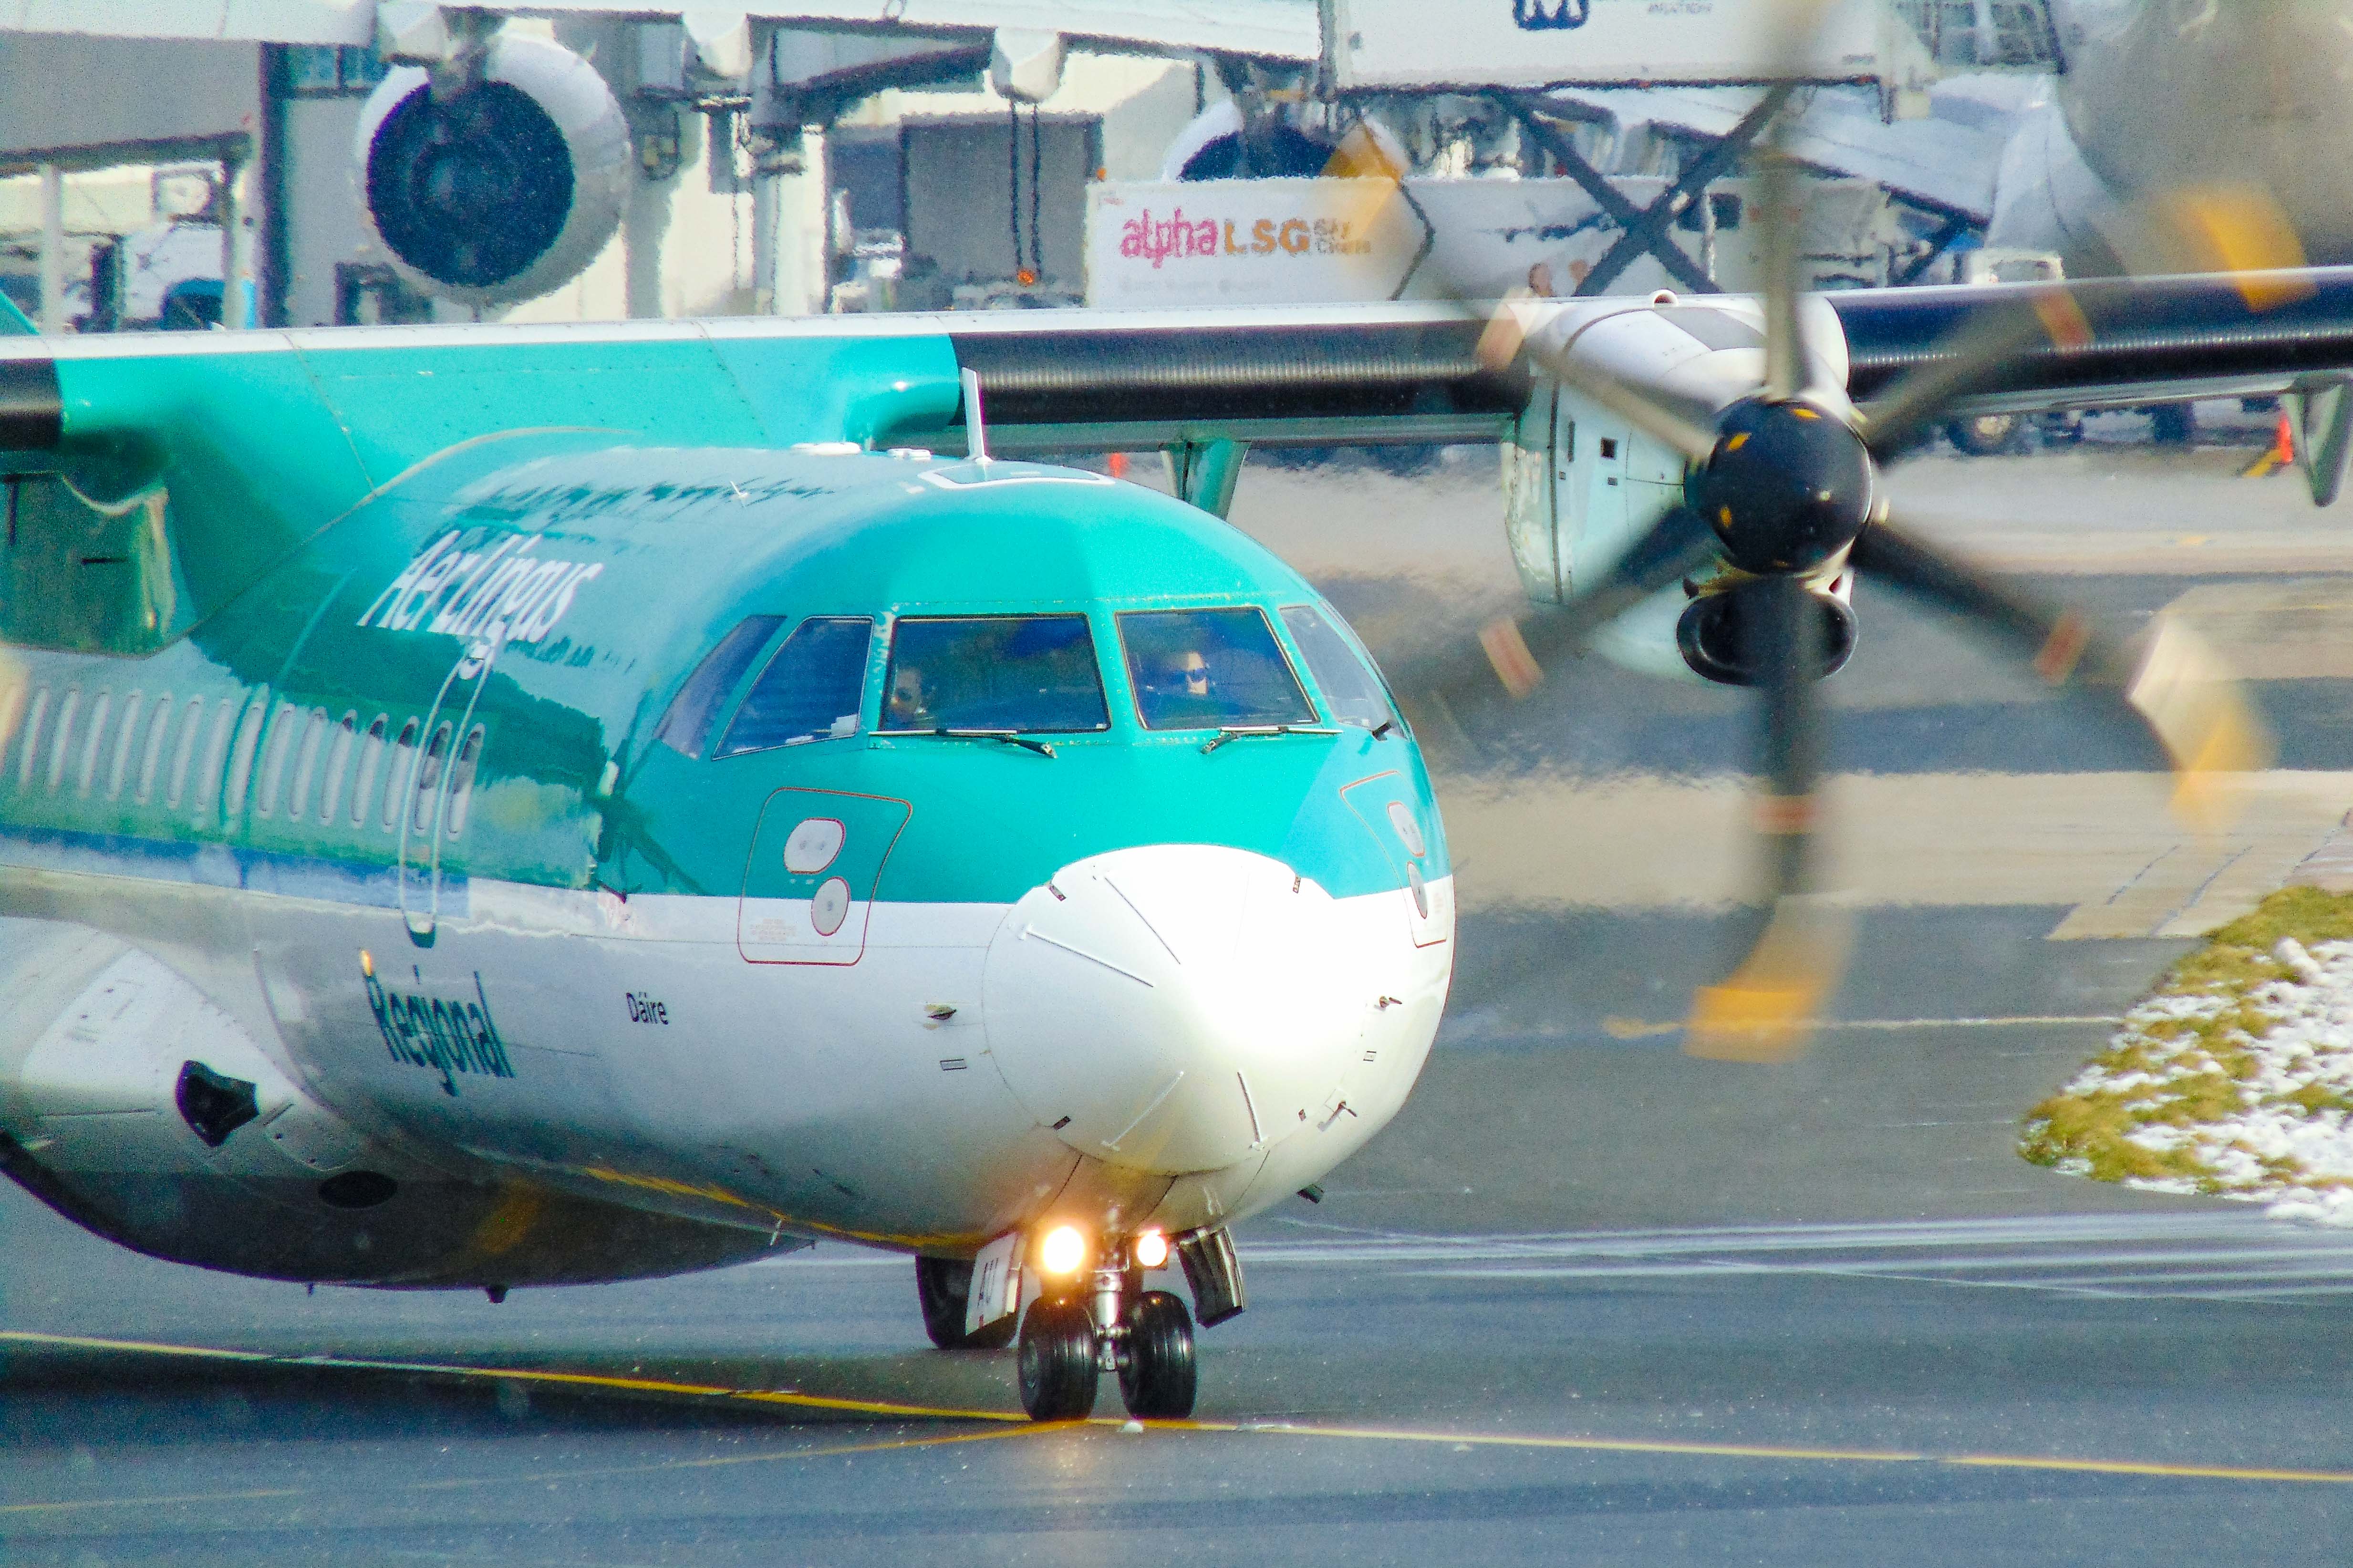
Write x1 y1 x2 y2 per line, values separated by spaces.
1389 506 1720 731
1686 575 1853 1063
1857 184 2311 461
1854 289 2090 461
1755 141 1809 402
1850 513 2272 826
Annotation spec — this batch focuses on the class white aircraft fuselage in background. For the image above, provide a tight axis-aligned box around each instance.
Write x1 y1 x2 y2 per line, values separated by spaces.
1995 0 2353 271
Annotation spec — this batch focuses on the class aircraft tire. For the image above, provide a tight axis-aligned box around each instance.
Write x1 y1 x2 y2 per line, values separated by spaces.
915 1256 1017 1350
1017 1298 1100 1421
1116 1290 1197 1420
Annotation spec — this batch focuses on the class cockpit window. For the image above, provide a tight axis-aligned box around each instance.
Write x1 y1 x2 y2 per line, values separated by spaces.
656 615 782 758
1119 608 1316 731
1280 603 1398 730
716 617 873 756
881 615 1109 733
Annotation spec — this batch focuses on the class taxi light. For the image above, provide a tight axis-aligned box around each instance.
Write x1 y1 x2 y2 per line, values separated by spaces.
1040 1225 1087 1275
1133 1230 1169 1269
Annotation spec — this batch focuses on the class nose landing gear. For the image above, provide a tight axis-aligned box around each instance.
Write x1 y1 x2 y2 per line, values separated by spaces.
1014 1245 1198 1422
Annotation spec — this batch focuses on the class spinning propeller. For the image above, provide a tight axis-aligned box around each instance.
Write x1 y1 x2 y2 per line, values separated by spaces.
1363 52 2278 1063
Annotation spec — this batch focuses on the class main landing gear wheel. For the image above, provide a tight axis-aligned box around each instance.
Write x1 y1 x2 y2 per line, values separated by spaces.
1017 1297 1099 1421
915 1256 1016 1351
1116 1289 1196 1419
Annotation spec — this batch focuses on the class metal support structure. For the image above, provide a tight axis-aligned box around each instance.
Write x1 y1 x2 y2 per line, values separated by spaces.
36 164 62 335
258 44 292 329
1890 211 1975 287
1504 89 1799 298
1167 438 1249 518
218 151 249 329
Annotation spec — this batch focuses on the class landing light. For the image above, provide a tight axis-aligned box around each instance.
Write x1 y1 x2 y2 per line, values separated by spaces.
1040 1224 1087 1275
1133 1230 1170 1269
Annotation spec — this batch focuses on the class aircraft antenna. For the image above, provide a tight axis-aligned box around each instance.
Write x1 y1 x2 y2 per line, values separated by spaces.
961 366 990 463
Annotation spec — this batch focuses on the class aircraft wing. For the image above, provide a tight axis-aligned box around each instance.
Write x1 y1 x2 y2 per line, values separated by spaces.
0 0 1318 59
8 271 2353 464
1832 270 2353 420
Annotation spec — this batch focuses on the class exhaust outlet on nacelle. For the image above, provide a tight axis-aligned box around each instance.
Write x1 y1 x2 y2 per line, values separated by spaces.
1675 580 1856 687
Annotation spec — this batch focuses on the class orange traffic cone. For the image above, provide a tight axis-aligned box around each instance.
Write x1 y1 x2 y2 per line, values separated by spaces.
2242 411 2296 477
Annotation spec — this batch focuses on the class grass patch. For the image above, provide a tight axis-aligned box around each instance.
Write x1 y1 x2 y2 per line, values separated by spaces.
2020 886 2353 1204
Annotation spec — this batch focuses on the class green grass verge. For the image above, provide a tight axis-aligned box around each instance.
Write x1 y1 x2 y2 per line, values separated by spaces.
2019 887 2353 1193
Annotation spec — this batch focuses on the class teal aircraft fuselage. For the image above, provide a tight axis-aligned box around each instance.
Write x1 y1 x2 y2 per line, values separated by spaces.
0 320 1453 1292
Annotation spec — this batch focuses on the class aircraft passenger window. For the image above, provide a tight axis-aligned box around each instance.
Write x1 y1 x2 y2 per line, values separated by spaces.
657 615 785 758
881 615 1110 733
16 688 49 789
1280 604 1399 731
1118 608 1315 731
287 708 329 821
319 712 358 825
410 722 452 834
445 727 486 839
352 716 389 825
716 617 873 756
254 701 300 815
105 691 142 800
383 718 420 829
47 688 81 791
76 691 111 794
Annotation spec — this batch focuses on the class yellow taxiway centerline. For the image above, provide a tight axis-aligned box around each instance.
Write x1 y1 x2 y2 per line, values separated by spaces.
9 1328 2353 1512
0 1329 1025 1424
1135 1418 2353 1485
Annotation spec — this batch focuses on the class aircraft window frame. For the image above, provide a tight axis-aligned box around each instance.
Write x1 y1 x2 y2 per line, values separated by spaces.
383 718 420 830
657 614 787 760
135 693 172 805
16 687 48 789
352 715 389 826
46 687 81 793
445 726 486 839
1279 602 1400 732
1116 607 1317 732
410 721 453 835
254 700 299 816
319 712 358 825
287 707 330 821
104 690 141 801
879 613 1112 736
75 691 110 796
715 616 875 758
224 695 269 821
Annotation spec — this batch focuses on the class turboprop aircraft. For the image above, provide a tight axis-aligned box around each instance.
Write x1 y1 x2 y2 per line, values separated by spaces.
6 251 2353 1420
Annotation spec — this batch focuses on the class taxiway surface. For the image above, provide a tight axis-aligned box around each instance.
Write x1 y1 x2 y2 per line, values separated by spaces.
9 434 2353 1564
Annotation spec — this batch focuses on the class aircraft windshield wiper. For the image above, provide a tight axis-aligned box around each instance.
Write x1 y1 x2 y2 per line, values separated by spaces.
1200 724 1339 754
933 727 1056 757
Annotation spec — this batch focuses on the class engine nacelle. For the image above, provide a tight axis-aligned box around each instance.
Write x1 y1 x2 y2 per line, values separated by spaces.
0 922 779 1289
1673 578 1857 687
354 34 631 307
1501 297 1859 685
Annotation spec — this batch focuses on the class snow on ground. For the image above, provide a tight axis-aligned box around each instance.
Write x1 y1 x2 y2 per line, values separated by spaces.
2022 892 2353 1224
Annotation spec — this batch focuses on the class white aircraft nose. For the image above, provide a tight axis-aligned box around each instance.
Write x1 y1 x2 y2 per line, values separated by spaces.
981 844 1386 1175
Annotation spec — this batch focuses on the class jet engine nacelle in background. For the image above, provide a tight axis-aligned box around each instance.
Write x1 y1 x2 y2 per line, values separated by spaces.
354 34 632 308
1985 91 2127 283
